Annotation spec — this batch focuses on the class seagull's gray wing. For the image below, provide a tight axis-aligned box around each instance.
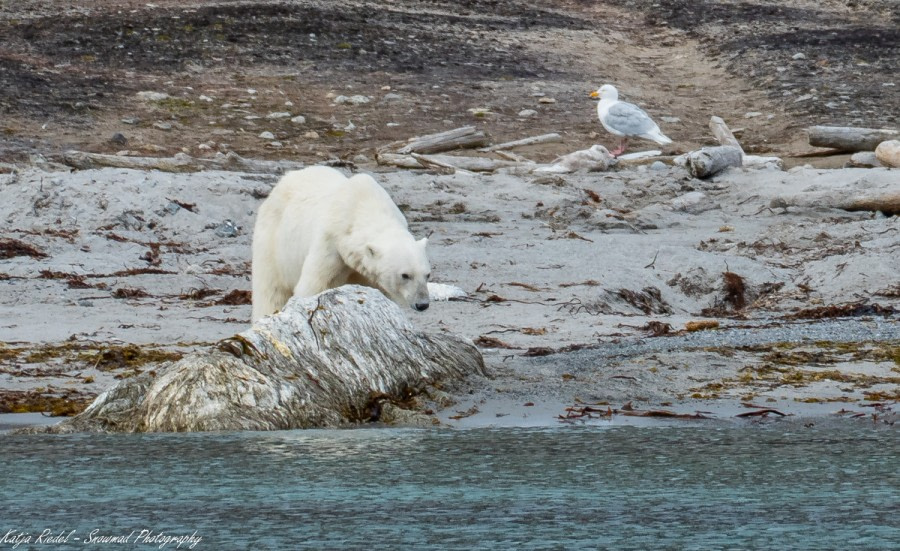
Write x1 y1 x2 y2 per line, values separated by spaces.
605 101 659 136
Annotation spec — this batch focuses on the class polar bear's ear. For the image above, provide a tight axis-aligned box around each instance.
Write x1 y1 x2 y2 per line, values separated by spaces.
418 237 428 248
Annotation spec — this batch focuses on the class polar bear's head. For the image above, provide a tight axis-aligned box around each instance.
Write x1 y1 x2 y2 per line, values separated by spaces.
368 236 431 312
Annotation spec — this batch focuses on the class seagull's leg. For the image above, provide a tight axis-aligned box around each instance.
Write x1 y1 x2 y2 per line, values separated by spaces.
610 137 628 157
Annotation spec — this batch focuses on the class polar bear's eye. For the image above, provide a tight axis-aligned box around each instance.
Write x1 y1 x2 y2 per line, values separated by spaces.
401 273 411 280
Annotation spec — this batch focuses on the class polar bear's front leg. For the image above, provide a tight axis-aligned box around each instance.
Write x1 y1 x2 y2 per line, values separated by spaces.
293 248 347 298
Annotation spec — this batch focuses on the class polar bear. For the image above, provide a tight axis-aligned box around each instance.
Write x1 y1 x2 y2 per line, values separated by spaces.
251 166 431 321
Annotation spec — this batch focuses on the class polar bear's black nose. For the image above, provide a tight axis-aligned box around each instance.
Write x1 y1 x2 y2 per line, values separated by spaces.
414 302 429 312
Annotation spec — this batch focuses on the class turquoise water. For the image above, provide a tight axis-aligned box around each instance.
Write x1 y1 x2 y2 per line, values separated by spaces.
2 424 898 550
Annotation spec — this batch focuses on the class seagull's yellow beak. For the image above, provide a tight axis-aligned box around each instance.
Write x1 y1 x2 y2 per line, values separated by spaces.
589 90 599 98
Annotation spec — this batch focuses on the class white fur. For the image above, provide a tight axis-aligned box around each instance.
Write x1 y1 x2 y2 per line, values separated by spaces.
251 166 430 321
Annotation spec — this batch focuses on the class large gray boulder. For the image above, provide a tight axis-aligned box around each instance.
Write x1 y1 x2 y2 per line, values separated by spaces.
28 286 485 433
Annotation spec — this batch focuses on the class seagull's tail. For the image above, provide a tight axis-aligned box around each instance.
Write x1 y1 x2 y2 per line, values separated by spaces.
643 129 673 145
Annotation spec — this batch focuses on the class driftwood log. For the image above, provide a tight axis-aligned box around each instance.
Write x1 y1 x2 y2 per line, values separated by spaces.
378 152 525 172
26 286 485 433
771 191 900 216
385 126 489 155
807 126 900 152
684 146 743 179
62 151 306 174
708 116 745 156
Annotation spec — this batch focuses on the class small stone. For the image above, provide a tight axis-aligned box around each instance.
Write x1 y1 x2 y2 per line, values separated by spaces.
214 220 240 238
199 95 213 102
794 94 813 102
517 109 538 117
163 202 182 215
136 91 169 101
267 141 283 149
303 131 320 139
381 85 392 91
285 100 294 106
267 111 292 119
334 95 371 105
660 116 681 124
848 151 882 168
153 121 173 131
744 111 762 118
382 93 403 102
875 140 900 168
121 117 139 125
198 143 213 151
290 115 307 124
538 97 556 104
247 89 257 95
258 131 275 140
352 154 370 164
78 300 94 307
649 161 668 171
109 132 128 146
792 52 806 60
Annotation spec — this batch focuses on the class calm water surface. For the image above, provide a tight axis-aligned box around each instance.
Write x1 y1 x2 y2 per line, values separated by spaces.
2 423 898 550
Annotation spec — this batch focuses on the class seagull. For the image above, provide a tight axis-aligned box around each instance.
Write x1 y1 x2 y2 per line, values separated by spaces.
590 84 672 156
535 144 613 173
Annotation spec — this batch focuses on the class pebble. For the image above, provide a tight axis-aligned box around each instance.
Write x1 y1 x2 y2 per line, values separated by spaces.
267 112 292 119
214 220 240 238
518 109 538 117
121 117 139 125
136 91 169 101
848 152 882 168
792 52 807 60
153 122 173 131
744 112 762 118
258 131 275 140
649 161 668 171
352 154 370 164
303 131 320 139
660 116 681 124
116 212 144 230
291 115 307 124
538 97 557 104
199 95 213 102
334 95 371 105
109 133 128 146
382 93 403 102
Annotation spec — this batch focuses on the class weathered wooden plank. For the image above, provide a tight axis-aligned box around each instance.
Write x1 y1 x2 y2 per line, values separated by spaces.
479 133 562 152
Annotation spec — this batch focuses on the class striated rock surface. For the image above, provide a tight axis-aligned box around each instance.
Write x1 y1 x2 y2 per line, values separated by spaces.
24 286 485 433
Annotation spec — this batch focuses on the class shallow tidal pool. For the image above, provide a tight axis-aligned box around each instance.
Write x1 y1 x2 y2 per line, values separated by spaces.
2 422 898 550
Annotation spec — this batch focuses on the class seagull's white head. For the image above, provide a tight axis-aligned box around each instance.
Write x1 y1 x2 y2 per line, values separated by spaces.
590 84 618 101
